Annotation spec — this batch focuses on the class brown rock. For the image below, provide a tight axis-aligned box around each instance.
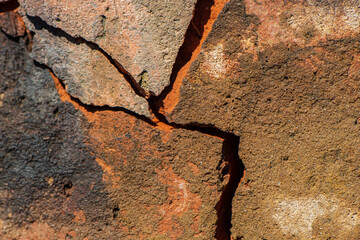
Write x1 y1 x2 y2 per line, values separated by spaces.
3 0 360 239
168 0 360 131
0 29 112 240
27 21 150 116
86 111 224 239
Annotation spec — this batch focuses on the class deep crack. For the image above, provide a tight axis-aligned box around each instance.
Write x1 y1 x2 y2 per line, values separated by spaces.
150 0 214 115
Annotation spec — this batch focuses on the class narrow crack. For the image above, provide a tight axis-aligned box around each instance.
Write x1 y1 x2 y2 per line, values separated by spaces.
149 0 214 115
33 60 155 126
26 1 244 238
148 96 245 240
150 0 230 116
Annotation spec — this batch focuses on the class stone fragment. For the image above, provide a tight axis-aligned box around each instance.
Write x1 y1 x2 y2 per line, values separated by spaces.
168 0 360 131
167 0 360 238
18 0 197 95
0 30 112 239
25 16 150 116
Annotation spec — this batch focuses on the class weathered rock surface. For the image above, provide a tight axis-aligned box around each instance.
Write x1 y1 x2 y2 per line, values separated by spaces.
18 0 197 95
0 30 111 239
3 0 360 239
87 112 224 239
167 0 360 238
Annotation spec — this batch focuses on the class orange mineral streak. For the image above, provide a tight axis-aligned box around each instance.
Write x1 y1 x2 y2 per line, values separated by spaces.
95 157 121 187
49 71 96 122
163 0 230 115
51 71 129 179
156 165 202 237
152 116 174 143
72 210 86 223
0 9 26 37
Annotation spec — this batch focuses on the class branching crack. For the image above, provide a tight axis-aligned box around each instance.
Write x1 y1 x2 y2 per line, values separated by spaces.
27 0 244 239
43 61 245 239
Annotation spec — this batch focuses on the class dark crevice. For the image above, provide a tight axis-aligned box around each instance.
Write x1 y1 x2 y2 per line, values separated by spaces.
149 0 214 113
27 14 150 99
27 2 243 238
38 54 244 240
216 135 245 240
0 0 19 12
0 30 21 42
146 0 245 235
112 207 120 219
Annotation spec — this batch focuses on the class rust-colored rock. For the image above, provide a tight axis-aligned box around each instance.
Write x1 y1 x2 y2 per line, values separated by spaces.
168 0 360 238
87 111 225 239
3 0 360 239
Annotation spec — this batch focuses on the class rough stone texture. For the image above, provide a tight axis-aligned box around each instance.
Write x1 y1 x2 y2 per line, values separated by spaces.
167 0 360 239
168 0 360 131
0 28 225 239
0 30 112 239
18 0 197 95
0 10 25 37
4 0 360 239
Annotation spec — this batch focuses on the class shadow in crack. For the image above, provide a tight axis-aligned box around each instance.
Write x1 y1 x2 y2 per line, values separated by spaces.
149 0 214 113
33 60 156 126
0 0 19 13
216 134 245 240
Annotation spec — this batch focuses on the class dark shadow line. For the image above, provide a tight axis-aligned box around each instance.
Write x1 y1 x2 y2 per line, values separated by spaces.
33 60 156 127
